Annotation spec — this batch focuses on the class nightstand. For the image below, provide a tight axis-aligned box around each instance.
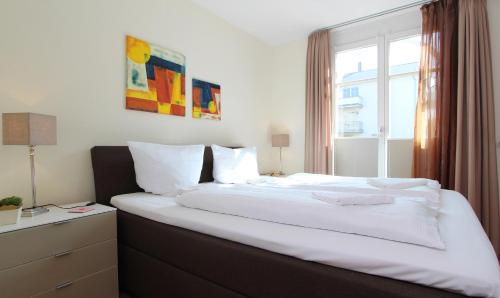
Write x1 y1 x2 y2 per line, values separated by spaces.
0 203 118 298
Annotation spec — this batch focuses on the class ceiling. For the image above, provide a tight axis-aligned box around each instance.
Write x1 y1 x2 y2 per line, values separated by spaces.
192 0 421 46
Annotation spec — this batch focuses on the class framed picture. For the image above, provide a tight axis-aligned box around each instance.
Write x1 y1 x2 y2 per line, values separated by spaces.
125 35 186 116
192 78 221 120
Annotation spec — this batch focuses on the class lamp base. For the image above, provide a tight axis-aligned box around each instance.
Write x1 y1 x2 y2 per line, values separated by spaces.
271 171 285 177
22 206 49 217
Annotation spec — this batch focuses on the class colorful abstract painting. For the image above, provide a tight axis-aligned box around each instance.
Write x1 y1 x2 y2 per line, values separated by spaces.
126 35 186 116
192 79 221 120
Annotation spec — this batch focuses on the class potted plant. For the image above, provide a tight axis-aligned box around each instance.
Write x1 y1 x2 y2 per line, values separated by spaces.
0 196 23 226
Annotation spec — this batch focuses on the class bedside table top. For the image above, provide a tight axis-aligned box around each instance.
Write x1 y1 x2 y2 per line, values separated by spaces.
0 202 115 234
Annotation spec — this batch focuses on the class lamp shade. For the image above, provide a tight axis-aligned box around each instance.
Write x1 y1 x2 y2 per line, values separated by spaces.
272 134 289 147
2 113 57 145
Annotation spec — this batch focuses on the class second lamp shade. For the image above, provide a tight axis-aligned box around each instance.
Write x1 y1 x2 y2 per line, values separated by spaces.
272 134 289 147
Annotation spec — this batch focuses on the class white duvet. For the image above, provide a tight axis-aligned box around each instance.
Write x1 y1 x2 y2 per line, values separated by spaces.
176 174 444 249
111 174 500 297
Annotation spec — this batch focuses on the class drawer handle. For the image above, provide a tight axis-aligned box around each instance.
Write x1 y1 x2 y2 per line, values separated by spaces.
53 220 71 225
55 281 73 289
54 250 72 257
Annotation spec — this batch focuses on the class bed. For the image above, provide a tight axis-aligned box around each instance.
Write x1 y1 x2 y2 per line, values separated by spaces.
91 146 499 298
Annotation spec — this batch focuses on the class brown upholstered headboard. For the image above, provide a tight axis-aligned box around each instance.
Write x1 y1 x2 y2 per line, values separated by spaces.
90 146 216 206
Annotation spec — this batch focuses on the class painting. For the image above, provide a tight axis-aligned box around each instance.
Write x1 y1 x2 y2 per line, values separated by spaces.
126 35 186 116
192 78 221 120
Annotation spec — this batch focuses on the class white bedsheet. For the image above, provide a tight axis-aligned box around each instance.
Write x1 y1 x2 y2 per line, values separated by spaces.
111 185 500 297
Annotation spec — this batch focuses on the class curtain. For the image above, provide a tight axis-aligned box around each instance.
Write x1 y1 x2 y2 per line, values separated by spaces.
414 0 500 254
305 30 333 174
455 0 500 254
413 0 458 188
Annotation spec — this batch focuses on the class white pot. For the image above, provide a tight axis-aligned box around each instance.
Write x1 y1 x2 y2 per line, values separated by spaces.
0 207 21 226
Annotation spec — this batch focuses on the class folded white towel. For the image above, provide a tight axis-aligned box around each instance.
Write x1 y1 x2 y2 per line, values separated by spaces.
367 178 440 190
312 191 394 206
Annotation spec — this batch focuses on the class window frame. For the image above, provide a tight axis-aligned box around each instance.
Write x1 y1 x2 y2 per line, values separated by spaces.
332 26 421 177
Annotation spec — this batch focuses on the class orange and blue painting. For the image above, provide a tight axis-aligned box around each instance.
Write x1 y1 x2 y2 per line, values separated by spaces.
192 79 221 120
126 35 186 116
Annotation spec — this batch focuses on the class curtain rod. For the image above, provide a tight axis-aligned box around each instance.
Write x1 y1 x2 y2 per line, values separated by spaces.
313 0 433 33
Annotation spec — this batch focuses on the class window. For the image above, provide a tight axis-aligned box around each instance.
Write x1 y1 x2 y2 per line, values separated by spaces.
331 12 422 178
351 87 359 97
388 35 421 139
334 36 420 140
342 88 349 98
334 46 378 138
342 87 359 98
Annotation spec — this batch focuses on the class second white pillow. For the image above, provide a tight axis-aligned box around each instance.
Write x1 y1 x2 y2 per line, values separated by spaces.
211 145 260 184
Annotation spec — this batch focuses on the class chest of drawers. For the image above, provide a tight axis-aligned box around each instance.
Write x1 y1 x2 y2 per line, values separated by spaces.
0 204 118 298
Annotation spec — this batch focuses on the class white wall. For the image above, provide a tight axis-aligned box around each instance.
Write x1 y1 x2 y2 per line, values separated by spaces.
268 39 308 174
0 0 273 205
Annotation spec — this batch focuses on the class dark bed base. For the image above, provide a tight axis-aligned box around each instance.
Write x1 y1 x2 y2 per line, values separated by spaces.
117 210 463 298
91 146 467 298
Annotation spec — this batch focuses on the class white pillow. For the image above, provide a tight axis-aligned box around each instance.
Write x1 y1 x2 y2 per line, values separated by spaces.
128 142 205 195
211 145 259 184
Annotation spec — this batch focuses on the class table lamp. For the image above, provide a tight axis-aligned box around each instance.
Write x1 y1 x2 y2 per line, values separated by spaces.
2 113 57 217
272 134 289 176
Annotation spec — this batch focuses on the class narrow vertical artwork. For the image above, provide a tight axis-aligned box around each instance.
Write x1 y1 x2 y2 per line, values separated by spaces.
192 79 221 120
126 35 186 116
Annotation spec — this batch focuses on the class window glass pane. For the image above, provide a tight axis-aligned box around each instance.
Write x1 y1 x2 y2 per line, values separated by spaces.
342 88 350 98
389 74 418 138
335 46 377 84
334 45 378 138
389 35 421 75
388 35 421 138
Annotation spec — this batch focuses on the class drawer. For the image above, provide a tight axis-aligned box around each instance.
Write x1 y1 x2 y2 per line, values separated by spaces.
0 211 116 270
31 266 118 298
0 239 117 298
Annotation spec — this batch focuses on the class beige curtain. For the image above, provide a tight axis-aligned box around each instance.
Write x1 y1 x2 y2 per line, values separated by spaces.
305 30 333 174
413 0 458 188
456 0 500 254
414 0 500 255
